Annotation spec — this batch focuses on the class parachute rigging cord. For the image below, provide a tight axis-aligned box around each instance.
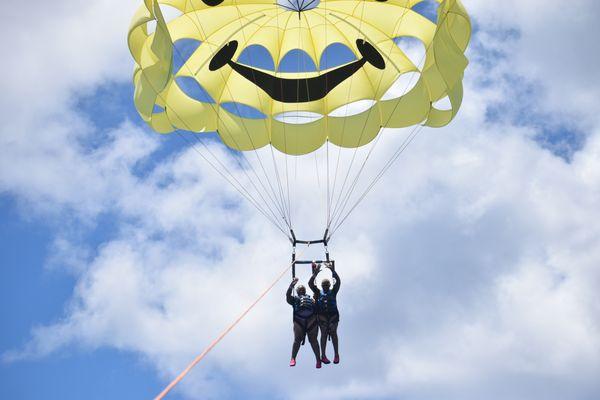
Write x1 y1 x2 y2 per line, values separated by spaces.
325 4 419 236
154 253 301 400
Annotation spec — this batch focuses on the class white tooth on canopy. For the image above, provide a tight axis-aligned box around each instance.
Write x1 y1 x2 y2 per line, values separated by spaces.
129 0 471 155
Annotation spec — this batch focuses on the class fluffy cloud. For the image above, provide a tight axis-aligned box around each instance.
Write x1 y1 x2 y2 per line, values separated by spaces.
2 0 600 399
468 0 600 123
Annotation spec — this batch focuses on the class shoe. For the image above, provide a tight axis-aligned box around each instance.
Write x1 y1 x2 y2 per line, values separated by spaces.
333 355 340 364
316 360 322 369
289 358 296 367
321 356 331 364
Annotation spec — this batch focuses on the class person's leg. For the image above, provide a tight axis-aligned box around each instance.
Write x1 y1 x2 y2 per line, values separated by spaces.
307 318 321 368
318 315 328 359
307 317 321 362
291 322 304 361
330 321 340 363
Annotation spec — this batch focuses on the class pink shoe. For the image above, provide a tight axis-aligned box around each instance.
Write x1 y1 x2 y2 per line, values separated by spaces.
289 358 296 367
333 355 340 364
316 360 322 369
321 356 331 364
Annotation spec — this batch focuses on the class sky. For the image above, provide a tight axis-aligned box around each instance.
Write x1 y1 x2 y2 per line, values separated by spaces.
1 0 600 399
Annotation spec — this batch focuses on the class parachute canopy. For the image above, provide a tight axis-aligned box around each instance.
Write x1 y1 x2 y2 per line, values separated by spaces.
128 0 471 155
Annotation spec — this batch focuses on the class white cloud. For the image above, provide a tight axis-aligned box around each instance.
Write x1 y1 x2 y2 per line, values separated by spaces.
2 0 600 399
467 0 600 124
1 0 139 112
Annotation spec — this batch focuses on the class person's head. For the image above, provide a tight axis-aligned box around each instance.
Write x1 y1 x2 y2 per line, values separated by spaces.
321 279 331 292
296 285 306 296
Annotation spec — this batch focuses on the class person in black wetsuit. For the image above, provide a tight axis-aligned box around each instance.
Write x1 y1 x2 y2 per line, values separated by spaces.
309 263 341 365
286 277 322 368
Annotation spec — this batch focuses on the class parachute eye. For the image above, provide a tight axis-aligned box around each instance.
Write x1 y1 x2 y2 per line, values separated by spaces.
202 0 224 6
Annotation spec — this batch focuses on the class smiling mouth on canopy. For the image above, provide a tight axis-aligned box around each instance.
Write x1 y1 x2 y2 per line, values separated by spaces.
208 39 385 103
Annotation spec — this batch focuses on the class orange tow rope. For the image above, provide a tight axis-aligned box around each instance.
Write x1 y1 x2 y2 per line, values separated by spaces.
154 258 297 400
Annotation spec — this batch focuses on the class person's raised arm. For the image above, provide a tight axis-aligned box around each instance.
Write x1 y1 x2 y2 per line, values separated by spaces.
331 267 341 294
308 265 320 295
286 277 298 305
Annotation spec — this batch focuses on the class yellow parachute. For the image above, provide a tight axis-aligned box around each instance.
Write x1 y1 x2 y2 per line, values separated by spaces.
128 0 471 156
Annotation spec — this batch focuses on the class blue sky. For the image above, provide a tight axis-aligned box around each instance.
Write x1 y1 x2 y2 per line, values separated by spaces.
0 83 165 398
2 0 600 399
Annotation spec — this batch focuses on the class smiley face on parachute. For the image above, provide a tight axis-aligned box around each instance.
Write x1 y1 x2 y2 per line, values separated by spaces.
129 0 471 155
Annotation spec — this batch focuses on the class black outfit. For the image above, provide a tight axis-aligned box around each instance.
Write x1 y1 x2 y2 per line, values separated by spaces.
286 283 320 361
309 268 341 359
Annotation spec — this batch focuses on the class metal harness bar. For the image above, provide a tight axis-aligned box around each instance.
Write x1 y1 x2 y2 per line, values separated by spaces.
290 229 334 278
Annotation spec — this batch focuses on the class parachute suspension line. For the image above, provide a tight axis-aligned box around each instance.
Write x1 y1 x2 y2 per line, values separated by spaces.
324 0 332 230
326 2 405 227
142 19 290 235
187 134 289 233
294 151 299 227
301 12 331 231
301 11 325 228
269 144 293 228
268 3 293 230
231 1 296 228
143 13 289 238
184 8 293 229
286 14 306 227
267 4 295 228
229 3 294 227
277 7 295 228
334 70 422 230
327 68 424 230
324 3 369 231
284 144 292 227
328 124 421 233
287 8 296 228
326 65 359 229
328 5 450 229
154 252 302 400
304 22 322 214
326 1 377 223
320 63 344 220
327 68 424 229
175 129 287 235
176 132 290 236
327 131 385 229
326 6 411 228
329 124 424 238
185 15 284 211
329 8 456 238
183 133 289 235
168 22 291 234
326 139 332 229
